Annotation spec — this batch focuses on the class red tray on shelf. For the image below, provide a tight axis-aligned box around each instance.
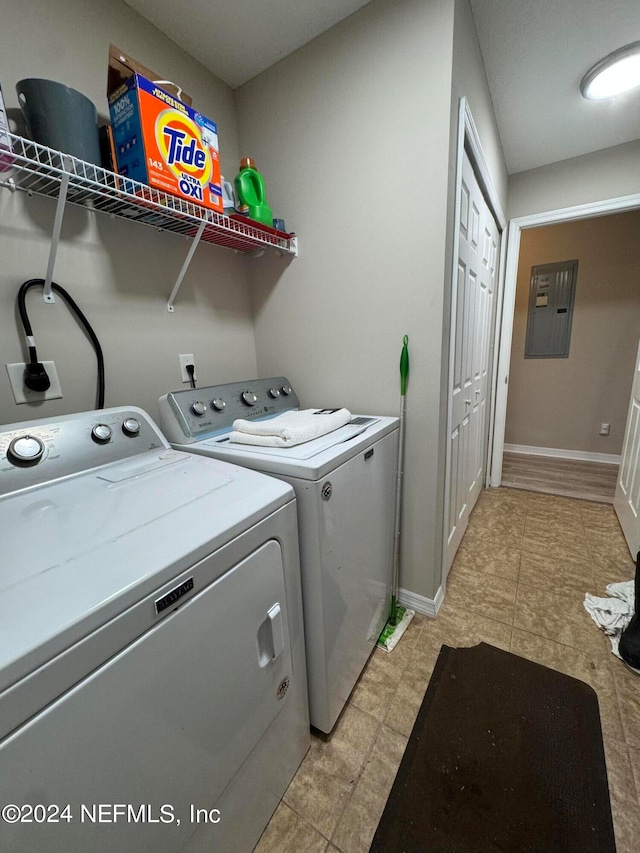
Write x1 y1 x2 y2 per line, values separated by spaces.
229 213 295 240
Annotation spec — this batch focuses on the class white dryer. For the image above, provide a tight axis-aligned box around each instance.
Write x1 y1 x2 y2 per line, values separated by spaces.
0 406 309 853
159 378 399 733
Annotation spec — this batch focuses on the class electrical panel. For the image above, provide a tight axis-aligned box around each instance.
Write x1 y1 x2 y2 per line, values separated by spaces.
525 260 578 358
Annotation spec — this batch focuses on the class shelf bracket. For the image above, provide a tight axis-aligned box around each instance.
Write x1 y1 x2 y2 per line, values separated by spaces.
43 171 71 303
167 216 209 312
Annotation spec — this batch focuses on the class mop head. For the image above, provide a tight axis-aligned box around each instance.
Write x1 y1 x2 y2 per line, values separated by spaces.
377 606 416 652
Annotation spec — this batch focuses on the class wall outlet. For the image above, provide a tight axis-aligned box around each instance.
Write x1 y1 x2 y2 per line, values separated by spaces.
179 354 196 383
599 423 611 436
6 362 63 404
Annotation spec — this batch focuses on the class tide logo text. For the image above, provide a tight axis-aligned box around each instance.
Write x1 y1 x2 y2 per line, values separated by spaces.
164 128 206 170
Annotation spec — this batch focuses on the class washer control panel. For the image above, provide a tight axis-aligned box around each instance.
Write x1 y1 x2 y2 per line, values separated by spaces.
160 377 301 442
0 408 165 496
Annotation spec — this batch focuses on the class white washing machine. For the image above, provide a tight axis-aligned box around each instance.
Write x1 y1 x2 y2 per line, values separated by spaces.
159 378 399 733
0 406 309 853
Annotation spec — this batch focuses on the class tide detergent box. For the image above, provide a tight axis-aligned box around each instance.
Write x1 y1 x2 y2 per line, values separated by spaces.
108 73 223 212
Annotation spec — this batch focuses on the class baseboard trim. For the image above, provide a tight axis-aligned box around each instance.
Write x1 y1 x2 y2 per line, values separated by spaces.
504 443 621 466
398 585 444 618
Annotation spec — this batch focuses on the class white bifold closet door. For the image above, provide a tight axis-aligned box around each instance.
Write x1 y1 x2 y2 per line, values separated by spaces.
614 338 640 561
445 148 500 575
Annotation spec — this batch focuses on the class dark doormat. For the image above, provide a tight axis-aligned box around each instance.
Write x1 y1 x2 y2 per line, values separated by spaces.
370 643 616 853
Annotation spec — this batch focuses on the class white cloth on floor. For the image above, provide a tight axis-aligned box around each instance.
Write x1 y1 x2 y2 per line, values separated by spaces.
606 580 635 608
584 580 635 659
230 408 352 448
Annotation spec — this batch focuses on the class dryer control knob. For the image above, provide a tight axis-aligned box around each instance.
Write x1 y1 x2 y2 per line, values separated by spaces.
122 417 141 437
211 398 226 412
241 391 258 406
281 384 293 396
7 434 45 464
91 424 112 444
191 402 207 417
268 387 281 399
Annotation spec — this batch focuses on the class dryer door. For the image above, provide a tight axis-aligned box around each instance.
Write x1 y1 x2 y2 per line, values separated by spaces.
0 540 293 853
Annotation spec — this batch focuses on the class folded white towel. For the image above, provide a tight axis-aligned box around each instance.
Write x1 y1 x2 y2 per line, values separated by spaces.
584 580 635 659
231 408 352 448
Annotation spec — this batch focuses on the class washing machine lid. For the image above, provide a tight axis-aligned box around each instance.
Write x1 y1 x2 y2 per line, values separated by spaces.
181 415 399 480
159 379 399 479
0 449 293 694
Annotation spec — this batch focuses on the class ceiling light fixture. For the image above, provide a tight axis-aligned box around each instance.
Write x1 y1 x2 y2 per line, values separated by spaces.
581 41 640 100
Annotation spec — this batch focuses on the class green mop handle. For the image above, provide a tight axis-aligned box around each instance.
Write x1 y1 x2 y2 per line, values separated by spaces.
400 334 409 396
390 335 409 624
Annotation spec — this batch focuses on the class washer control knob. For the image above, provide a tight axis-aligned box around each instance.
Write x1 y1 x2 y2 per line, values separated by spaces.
7 434 45 465
91 424 112 444
211 398 226 412
281 384 293 396
241 390 258 406
122 417 141 437
191 402 207 417
268 387 281 399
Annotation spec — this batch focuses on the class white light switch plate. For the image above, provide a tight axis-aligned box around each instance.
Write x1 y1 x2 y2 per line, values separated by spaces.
6 362 63 404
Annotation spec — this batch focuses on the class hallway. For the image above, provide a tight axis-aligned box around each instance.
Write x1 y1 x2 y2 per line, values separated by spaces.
256 487 640 853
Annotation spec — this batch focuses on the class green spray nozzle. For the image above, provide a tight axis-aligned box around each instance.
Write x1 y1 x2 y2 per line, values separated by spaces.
400 335 409 396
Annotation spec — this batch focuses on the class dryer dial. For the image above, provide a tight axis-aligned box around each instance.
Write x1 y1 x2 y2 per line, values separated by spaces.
281 384 293 396
211 398 226 412
122 417 141 437
191 402 207 417
91 424 112 444
241 390 258 406
268 387 281 399
7 434 45 465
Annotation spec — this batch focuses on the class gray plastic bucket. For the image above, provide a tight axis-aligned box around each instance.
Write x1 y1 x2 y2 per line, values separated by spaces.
16 78 101 165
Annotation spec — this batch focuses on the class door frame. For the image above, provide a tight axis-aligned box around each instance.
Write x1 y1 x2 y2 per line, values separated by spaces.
614 337 640 559
489 191 640 486
442 98 506 581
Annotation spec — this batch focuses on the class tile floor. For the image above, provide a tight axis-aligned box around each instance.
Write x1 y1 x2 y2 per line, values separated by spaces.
255 487 639 853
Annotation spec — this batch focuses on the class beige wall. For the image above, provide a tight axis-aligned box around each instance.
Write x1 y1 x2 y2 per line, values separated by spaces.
0 0 256 425
451 0 508 207
505 210 640 455
236 0 506 600
508 140 640 220
236 0 455 601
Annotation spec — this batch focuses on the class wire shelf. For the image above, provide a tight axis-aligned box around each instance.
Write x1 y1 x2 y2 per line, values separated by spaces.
0 133 297 256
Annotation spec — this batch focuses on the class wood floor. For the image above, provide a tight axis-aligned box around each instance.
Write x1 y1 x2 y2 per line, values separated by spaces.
501 451 619 503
